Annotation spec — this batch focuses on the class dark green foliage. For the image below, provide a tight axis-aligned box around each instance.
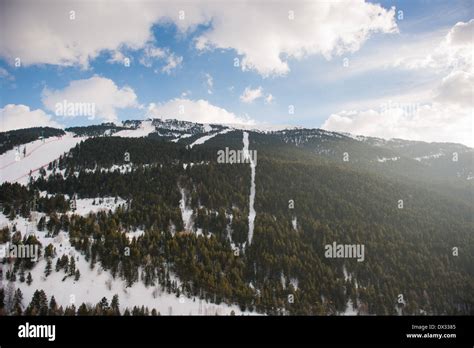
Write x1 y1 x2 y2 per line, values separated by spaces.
0 127 65 155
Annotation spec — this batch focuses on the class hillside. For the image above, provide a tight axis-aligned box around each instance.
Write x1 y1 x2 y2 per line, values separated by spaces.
0 119 472 315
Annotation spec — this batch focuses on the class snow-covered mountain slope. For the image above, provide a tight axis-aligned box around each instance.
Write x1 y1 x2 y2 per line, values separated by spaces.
0 132 85 185
0 211 256 315
189 128 232 148
114 120 156 138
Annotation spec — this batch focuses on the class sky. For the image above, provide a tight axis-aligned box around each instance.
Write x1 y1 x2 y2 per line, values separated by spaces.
0 0 472 146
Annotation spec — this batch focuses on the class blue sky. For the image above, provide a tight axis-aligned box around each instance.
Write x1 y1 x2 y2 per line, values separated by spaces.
0 0 472 145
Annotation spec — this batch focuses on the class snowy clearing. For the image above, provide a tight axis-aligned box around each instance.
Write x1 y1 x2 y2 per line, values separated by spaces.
189 129 231 149
0 133 85 185
0 213 257 315
114 120 155 138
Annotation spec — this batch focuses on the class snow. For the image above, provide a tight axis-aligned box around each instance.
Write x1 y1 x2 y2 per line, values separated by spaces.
242 132 256 246
291 217 297 231
171 134 192 143
0 212 257 315
179 188 193 232
414 152 444 161
71 197 126 216
125 229 145 241
189 128 231 149
0 133 85 185
342 299 358 315
114 120 155 138
376 156 399 163
289 278 298 291
343 265 352 282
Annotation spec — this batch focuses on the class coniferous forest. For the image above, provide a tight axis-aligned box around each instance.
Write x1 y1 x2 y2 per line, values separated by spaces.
1 125 472 316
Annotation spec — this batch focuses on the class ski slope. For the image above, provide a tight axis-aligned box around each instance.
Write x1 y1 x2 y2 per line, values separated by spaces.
114 120 155 138
243 132 256 246
189 128 231 149
0 133 85 185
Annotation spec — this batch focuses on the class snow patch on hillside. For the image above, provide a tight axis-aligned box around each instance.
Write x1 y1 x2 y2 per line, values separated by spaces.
179 188 193 232
71 197 126 216
114 120 155 138
377 156 399 163
0 213 256 315
189 129 231 149
0 133 85 185
243 132 256 247
414 152 444 161
292 217 297 231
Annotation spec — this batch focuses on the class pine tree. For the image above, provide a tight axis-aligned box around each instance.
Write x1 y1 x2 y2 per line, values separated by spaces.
68 257 76 276
37 217 46 232
48 296 58 315
12 289 23 315
26 289 48 315
4 282 15 314
26 272 32 286
0 288 4 311
64 304 76 316
45 258 52 277
110 294 120 315
78 303 89 315
99 297 109 312
74 269 80 281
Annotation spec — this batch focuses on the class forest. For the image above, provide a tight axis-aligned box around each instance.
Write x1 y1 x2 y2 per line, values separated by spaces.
0 129 473 315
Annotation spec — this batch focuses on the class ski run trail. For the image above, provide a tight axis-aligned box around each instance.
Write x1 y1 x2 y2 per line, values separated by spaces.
243 132 256 247
0 133 85 185
189 128 231 149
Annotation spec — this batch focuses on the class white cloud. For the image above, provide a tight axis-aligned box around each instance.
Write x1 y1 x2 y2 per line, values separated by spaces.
147 98 254 125
446 20 473 47
205 73 213 94
41 76 139 122
139 44 182 74
322 103 473 147
395 19 473 73
0 104 62 132
0 0 396 76
139 45 167 68
0 67 14 80
0 0 168 68
161 53 183 74
194 1 397 76
264 94 274 104
434 70 473 108
240 86 274 104
240 86 263 103
322 20 474 147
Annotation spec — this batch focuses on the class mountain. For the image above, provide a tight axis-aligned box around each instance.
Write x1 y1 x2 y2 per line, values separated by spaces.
0 119 473 316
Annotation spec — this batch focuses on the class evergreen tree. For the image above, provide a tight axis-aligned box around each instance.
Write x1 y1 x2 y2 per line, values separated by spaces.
45 258 52 277
48 296 58 315
26 272 32 286
68 257 76 276
110 294 120 315
12 289 23 315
